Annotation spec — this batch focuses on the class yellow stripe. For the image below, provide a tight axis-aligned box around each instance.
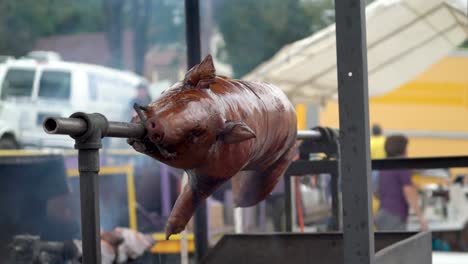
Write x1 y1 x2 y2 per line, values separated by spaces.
104 149 142 156
150 233 195 253
62 150 78 156
67 166 134 177
0 149 142 157
126 166 138 230
371 82 468 106
0 150 62 157
371 94 464 106
295 104 307 130
150 240 195 254
152 233 194 241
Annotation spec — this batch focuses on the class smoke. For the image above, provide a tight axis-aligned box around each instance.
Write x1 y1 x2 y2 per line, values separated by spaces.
0 154 80 260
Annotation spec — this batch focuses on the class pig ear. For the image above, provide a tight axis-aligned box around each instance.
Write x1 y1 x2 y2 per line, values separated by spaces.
183 55 216 89
219 121 256 144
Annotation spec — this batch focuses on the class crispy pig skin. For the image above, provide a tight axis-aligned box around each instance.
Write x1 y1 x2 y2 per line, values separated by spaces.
128 55 297 239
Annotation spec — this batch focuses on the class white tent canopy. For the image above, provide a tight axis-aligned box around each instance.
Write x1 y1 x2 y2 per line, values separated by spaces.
243 0 468 104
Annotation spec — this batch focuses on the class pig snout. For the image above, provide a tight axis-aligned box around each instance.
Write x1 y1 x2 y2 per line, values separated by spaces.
146 118 165 144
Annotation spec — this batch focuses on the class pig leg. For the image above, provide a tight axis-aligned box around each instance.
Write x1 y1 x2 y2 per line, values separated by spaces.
164 184 196 239
232 147 297 207
165 173 227 239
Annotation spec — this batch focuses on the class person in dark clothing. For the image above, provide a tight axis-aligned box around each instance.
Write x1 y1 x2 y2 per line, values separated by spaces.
375 135 428 231
128 82 152 120
370 124 386 196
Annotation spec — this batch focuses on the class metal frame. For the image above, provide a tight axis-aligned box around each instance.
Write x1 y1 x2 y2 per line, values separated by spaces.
287 156 468 176
335 1 374 264
184 0 209 261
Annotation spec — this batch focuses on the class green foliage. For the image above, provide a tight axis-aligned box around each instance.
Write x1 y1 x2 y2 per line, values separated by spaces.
0 0 103 57
213 0 339 78
0 0 183 73
302 0 335 32
215 0 313 78
146 0 184 47
124 0 184 73
461 40 468 49
51 0 104 35
0 0 48 56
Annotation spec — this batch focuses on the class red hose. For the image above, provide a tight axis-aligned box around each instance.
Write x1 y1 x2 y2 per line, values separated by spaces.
294 177 305 232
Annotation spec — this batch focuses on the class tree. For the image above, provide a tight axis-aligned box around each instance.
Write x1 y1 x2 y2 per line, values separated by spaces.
126 0 184 75
146 0 184 47
214 0 313 78
214 0 312 78
130 0 152 75
0 0 103 57
302 0 335 32
0 0 44 57
103 0 125 69
461 40 468 49
47 0 104 35
0 0 185 74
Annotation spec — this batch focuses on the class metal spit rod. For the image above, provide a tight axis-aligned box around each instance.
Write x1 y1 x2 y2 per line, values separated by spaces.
297 130 322 140
44 116 324 141
43 117 145 138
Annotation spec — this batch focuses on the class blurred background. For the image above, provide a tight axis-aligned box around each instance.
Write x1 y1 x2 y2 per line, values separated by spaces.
0 0 467 263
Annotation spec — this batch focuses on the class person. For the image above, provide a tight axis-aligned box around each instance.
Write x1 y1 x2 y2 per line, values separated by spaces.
370 124 386 196
128 82 152 120
370 124 386 160
375 134 428 231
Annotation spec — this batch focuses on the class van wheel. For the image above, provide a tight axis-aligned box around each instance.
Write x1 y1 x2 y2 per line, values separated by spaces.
0 136 19 149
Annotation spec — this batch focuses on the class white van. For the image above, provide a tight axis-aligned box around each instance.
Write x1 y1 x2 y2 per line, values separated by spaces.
0 59 144 149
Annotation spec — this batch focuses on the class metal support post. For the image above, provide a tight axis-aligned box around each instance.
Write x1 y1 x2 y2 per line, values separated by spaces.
185 0 208 261
335 1 374 264
78 150 101 264
330 169 340 231
284 175 292 232
70 112 108 264
331 139 342 231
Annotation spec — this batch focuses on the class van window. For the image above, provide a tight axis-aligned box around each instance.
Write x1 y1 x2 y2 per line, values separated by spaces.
1 68 35 99
38 70 71 99
87 72 134 104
